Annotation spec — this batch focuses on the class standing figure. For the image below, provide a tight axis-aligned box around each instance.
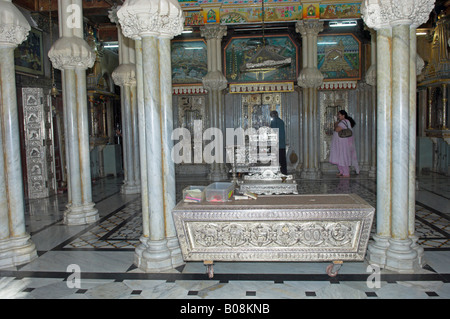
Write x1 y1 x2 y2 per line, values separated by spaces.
270 110 287 175
329 110 360 177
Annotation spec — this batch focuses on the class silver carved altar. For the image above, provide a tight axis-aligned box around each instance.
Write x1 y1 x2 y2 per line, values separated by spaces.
172 193 374 276
226 126 298 195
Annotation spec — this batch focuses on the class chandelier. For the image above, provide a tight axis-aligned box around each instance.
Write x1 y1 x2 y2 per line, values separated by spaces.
240 0 291 73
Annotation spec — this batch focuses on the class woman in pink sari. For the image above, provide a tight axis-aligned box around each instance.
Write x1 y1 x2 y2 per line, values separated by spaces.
329 110 360 177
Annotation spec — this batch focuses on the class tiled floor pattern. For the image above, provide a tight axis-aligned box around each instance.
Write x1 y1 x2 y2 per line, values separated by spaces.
1 173 449 301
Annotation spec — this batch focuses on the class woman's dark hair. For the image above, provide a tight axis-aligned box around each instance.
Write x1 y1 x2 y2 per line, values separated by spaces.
339 110 356 127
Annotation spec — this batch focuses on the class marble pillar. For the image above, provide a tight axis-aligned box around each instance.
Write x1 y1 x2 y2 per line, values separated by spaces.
365 28 377 178
110 9 140 195
48 0 98 225
409 28 425 267
361 0 434 272
160 36 184 267
201 24 228 181
117 0 184 272
296 20 323 180
0 0 37 268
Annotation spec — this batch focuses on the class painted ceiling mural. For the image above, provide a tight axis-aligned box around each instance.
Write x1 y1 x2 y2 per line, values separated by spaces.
179 1 361 25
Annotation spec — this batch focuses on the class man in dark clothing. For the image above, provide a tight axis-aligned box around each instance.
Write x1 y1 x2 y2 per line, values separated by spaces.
269 110 287 175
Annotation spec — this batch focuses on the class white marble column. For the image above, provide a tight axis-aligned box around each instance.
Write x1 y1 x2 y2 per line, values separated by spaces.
110 9 140 195
160 36 183 267
296 20 323 179
201 24 228 181
48 0 98 225
117 0 184 272
0 0 37 268
409 27 425 266
365 28 377 178
362 0 434 272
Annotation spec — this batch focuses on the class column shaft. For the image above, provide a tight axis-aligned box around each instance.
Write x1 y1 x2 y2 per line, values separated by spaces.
142 36 165 242
391 24 411 240
0 46 27 237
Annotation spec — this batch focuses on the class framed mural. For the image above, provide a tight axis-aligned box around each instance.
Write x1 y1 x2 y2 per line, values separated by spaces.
171 39 208 85
14 28 44 76
319 3 361 19
317 34 361 81
224 35 298 83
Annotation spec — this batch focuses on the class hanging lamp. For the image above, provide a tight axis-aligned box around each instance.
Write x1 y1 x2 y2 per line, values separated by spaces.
49 0 59 97
240 0 291 73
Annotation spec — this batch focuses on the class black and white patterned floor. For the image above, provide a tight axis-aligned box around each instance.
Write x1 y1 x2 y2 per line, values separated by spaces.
1 172 449 302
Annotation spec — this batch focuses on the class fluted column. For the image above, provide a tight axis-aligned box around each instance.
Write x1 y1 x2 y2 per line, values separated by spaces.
118 0 184 272
201 24 228 181
110 8 140 195
409 27 425 266
296 20 323 180
362 0 434 272
48 0 98 225
365 28 377 178
0 0 37 268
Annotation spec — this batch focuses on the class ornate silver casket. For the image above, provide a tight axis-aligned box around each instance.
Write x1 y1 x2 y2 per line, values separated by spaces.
239 166 298 195
172 194 374 263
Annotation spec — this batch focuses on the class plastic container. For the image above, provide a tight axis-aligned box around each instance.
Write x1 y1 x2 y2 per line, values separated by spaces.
205 182 234 202
182 186 206 203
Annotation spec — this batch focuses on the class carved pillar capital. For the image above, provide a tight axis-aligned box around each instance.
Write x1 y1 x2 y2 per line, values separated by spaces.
202 70 227 91
361 0 435 29
117 0 184 39
297 67 324 89
48 37 96 70
200 24 228 41
0 0 30 47
295 20 324 37
112 63 137 86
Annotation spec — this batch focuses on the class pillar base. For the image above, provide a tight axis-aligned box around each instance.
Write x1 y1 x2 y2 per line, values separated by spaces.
385 238 420 272
134 237 173 272
410 235 426 268
64 203 99 225
167 236 185 268
0 235 37 269
366 234 390 268
300 168 322 180
121 182 141 195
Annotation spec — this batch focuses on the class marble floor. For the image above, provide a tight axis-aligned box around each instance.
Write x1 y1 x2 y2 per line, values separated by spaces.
1 171 449 303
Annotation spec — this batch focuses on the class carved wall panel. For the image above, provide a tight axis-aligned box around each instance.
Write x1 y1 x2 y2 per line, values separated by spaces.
22 88 56 199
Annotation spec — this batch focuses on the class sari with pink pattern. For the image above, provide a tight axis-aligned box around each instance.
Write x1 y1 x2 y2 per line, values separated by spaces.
329 119 360 174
